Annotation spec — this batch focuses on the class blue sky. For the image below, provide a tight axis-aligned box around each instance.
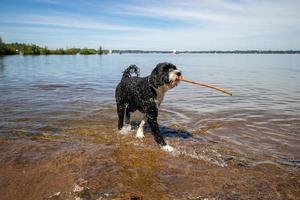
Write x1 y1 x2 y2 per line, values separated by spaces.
0 0 299 50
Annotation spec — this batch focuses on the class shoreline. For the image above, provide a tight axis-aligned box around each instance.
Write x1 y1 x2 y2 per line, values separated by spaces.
0 133 299 200
1 52 300 57
1 42 300 55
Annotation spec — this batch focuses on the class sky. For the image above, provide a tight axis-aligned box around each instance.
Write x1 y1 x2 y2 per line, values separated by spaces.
0 0 299 50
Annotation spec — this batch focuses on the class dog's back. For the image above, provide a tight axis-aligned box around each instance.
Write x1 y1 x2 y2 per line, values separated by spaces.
115 65 154 107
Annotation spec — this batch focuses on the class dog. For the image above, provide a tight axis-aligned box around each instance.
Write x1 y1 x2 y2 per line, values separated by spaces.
115 62 182 152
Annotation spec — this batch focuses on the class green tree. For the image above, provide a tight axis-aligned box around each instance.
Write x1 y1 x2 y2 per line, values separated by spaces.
32 45 41 55
65 48 80 54
52 48 66 55
0 43 17 55
98 46 103 55
40 46 50 55
23 46 34 55
80 48 97 55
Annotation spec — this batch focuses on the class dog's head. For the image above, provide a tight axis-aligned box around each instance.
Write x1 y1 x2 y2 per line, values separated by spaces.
149 62 182 89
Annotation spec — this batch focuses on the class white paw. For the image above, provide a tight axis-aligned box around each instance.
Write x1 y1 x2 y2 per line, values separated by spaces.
119 125 131 135
136 128 144 138
161 144 175 152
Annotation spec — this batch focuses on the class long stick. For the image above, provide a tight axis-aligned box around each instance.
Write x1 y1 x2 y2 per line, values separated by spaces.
180 77 232 96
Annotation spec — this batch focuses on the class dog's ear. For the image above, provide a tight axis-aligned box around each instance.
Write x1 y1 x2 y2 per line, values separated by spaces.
161 67 170 84
149 66 161 88
149 63 170 87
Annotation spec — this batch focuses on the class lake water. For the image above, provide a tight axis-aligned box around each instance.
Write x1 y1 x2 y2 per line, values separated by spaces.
0 54 299 199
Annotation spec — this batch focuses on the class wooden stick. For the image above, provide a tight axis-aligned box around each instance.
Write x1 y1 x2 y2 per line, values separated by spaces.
180 77 232 96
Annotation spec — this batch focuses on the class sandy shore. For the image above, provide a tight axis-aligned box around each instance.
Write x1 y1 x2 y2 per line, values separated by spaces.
0 132 299 200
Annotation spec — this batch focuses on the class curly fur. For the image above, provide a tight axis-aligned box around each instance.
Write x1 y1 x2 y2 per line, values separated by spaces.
115 62 181 147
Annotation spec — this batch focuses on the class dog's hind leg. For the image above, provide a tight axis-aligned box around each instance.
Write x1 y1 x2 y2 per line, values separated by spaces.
125 105 131 125
118 104 132 134
123 104 132 131
117 103 125 130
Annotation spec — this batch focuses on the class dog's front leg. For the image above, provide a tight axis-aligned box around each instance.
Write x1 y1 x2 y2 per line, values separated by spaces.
145 101 166 146
147 115 174 152
147 115 166 146
143 101 174 152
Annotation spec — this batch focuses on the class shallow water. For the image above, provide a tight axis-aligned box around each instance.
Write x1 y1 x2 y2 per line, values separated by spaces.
0 54 299 199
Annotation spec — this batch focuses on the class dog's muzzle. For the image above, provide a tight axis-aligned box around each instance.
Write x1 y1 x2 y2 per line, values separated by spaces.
169 70 182 88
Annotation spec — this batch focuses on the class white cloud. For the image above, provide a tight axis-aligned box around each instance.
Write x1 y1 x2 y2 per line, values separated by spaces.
105 0 300 49
0 13 157 32
1 0 300 49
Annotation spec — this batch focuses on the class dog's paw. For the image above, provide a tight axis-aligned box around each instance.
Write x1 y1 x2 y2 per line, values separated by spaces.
119 125 131 135
161 144 175 152
136 128 144 138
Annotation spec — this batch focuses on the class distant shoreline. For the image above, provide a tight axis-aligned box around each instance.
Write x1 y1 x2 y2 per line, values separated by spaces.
1 41 299 55
113 50 300 54
1 51 300 55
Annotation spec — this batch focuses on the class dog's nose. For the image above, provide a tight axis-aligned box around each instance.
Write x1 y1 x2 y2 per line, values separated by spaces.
176 71 181 76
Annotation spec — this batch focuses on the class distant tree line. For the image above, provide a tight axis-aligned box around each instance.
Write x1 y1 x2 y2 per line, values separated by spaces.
112 50 173 54
176 50 300 54
1 37 299 55
0 37 108 55
113 50 300 54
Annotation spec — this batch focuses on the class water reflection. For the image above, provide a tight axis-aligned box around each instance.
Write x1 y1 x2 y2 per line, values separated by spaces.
0 56 5 75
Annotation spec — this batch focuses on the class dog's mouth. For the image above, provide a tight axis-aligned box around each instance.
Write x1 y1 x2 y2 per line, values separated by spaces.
169 75 182 88
167 69 182 88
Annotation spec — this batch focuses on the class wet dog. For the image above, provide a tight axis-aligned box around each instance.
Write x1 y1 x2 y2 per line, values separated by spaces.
115 62 182 152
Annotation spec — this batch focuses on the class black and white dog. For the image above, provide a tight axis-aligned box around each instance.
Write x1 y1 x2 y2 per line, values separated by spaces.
115 62 182 152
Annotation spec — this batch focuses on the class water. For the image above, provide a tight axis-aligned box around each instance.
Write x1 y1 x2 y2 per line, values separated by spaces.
0 54 299 199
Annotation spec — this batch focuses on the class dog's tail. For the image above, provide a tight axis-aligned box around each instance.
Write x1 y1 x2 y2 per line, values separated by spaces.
122 65 140 80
